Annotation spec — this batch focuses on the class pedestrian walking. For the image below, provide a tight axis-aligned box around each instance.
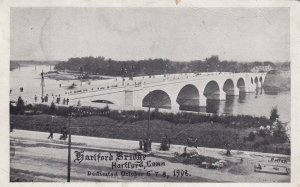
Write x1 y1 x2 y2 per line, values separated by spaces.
143 139 148 152
48 128 54 140
45 94 48 102
149 138 152 151
139 138 143 150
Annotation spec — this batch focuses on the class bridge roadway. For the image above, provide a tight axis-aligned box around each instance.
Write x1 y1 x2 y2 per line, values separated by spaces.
67 72 267 111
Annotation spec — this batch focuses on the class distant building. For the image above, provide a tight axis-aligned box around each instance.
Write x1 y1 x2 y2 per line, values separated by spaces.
251 65 273 73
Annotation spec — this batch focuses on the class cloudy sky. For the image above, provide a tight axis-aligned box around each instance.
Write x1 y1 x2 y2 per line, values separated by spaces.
11 7 289 62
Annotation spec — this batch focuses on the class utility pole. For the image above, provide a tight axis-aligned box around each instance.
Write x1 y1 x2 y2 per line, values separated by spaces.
41 70 45 98
67 107 72 182
147 93 151 140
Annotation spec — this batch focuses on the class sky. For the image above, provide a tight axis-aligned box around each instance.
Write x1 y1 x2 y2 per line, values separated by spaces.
10 7 290 62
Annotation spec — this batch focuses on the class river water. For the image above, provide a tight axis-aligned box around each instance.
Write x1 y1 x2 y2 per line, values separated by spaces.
10 65 290 123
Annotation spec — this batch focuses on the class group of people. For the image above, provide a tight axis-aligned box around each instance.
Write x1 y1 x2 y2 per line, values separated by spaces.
139 138 152 152
34 94 69 105
47 127 68 140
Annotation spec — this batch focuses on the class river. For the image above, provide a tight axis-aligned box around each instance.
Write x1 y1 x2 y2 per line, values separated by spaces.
10 65 290 123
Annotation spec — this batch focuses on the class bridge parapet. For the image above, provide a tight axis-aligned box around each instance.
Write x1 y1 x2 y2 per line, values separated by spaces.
66 72 267 110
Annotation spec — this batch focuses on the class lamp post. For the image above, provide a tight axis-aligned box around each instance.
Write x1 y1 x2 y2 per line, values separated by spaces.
41 70 45 98
79 67 83 87
147 92 151 141
67 106 72 182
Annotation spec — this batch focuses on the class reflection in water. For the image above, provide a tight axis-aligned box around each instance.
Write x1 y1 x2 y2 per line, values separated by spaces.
180 89 290 122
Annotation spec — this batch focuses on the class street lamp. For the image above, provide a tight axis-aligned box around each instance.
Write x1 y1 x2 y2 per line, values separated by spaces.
79 67 83 87
41 70 45 98
147 93 151 140
67 106 73 182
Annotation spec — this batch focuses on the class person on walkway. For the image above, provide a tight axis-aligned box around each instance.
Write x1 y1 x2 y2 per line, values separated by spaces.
34 95 37 102
45 94 48 102
59 127 68 140
48 128 54 140
143 139 148 152
139 138 143 150
149 138 152 151
58 95 61 104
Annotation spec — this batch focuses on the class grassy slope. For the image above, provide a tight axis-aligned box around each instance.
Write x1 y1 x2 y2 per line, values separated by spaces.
10 114 289 154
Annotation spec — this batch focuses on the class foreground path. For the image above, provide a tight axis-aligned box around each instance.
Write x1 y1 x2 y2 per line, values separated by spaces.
10 129 290 182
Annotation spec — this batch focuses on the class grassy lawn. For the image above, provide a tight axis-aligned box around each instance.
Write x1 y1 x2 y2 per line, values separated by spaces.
10 114 288 154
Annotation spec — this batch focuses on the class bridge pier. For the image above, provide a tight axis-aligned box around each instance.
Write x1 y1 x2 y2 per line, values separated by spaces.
199 98 207 107
239 86 255 93
219 90 226 100
226 87 240 96
171 103 180 111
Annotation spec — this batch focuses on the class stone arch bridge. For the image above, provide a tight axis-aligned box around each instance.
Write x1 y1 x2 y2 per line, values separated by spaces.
69 72 266 110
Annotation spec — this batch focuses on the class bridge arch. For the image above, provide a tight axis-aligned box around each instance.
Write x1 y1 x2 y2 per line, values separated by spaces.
237 78 246 92
176 84 200 107
204 81 220 100
254 77 258 83
259 76 263 83
223 79 235 95
142 90 171 109
251 77 253 84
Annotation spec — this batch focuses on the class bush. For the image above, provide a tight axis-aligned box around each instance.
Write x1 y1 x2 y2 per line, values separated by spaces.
49 102 56 114
248 132 256 141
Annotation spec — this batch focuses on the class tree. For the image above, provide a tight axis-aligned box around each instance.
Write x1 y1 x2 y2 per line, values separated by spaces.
272 122 288 143
270 107 279 122
16 96 25 114
248 132 256 141
49 102 57 114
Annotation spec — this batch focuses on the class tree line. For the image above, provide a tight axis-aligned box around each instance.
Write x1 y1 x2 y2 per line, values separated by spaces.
54 56 288 77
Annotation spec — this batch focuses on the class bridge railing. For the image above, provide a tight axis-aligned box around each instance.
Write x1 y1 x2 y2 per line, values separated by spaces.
66 72 266 95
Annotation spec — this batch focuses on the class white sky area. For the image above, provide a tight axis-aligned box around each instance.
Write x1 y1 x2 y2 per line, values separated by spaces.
11 7 289 62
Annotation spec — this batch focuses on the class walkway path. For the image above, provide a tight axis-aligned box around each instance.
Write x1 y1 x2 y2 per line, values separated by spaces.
11 129 290 163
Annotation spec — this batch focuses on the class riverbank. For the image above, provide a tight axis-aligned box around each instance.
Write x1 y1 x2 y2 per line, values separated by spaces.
44 71 110 81
263 72 290 92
